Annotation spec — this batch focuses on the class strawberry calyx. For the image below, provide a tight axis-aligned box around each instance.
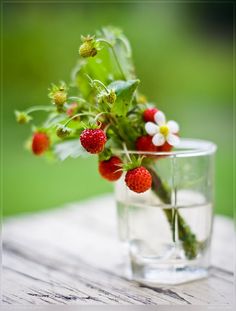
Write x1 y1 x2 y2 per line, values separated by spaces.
122 155 143 172
15 110 32 124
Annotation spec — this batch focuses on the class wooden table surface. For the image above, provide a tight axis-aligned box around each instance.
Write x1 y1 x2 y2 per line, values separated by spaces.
2 195 234 306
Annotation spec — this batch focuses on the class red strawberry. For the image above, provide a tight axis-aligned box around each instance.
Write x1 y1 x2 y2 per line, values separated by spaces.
136 135 157 152
99 156 122 181
158 142 173 152
80 129 106 154
125 166 152 193
143 108 158 122
32 132 50 155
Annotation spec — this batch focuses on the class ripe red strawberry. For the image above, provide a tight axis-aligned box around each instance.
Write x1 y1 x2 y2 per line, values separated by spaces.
143 108 158 122
80 129 106 154
125 166 152 193
99 156 122 181
158 141 173 152
136 135 157 152
32 132 50 155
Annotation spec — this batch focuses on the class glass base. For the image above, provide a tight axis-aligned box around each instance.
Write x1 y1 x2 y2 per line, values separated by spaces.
131 261 208 285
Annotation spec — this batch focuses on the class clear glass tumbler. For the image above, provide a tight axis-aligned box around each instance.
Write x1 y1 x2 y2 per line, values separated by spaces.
115 139 217 285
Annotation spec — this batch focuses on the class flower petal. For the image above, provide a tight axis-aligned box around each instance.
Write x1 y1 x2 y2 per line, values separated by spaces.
152 133 165 146
167 134 180 146
145 122 159 136
154 111 166 126
167 120 179 133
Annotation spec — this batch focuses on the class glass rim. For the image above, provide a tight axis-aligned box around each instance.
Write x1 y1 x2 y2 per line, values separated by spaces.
113 138 217 158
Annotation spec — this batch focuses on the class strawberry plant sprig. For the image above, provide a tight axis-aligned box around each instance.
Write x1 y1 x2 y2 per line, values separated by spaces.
15 26 199 259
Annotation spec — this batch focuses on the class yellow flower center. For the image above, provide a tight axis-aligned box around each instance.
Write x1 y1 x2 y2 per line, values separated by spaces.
159 125 169 136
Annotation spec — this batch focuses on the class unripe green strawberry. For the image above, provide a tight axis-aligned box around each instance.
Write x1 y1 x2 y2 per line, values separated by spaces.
56 125 71 138
125 166 152 193
79 36 97 58
98 89 116 105
53 91 67 106
106 90 116 104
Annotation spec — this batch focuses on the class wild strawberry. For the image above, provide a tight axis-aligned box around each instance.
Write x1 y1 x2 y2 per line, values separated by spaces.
56 125 71 138
53 91 67 106
103 89 116 104
32 132 50 155
136 135 157 152
98 89 116 105
125 166 152 193
48 82 68 112
158 141 173 152
99 156 122 181
66 102 79 117
80 129 106 154
79 35 97 58
143 108 158 122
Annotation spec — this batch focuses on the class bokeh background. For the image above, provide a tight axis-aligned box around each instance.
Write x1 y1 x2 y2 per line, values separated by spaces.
2 2 233 217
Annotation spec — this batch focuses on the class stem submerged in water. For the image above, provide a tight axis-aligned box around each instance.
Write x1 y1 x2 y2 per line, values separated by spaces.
148 167 199 260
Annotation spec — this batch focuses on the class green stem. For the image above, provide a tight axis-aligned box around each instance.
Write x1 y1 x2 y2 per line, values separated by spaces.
148 167 199 260
172 208 177 243
97 38 126 80
94 111 109 122
64 112 96 127
44 113 66 128
111 48 126 80
86 75 110 94
122 142 131 162
67 96 86 103
26 106 55 114
93 80 109 93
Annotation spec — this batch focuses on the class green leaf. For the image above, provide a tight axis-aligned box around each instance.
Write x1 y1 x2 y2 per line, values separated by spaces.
108 79 140 116
54 140 90 161
98 26 136 80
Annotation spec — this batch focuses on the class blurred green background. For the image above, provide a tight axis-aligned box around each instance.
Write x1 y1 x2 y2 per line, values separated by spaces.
2 3 233 217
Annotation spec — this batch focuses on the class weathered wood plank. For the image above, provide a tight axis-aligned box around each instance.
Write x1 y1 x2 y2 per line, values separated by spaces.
2 195 234 305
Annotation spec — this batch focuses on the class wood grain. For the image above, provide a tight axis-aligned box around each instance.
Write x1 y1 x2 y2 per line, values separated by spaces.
2 195 234 305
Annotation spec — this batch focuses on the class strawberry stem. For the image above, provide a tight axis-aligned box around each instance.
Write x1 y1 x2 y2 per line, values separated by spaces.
148 167 199 260
64 112 96 127
122 142 131 162
26 106 55 114
97 38 126 80
67 96 86 103
93 80 109 93
94 112 109 122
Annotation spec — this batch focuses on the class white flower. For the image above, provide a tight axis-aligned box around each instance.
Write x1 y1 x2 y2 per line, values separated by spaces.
145 111 180 147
